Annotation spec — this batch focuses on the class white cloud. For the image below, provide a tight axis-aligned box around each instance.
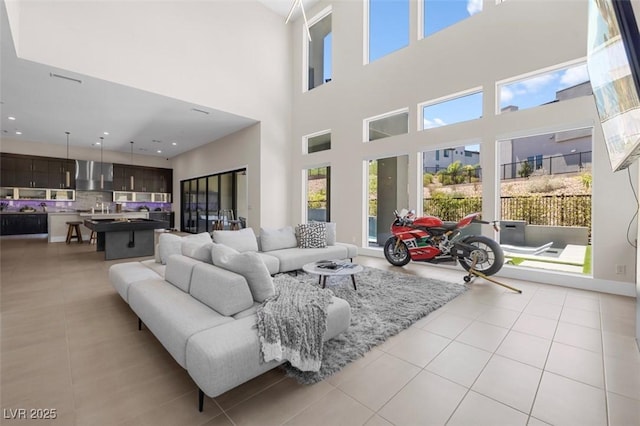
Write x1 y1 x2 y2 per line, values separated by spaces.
520 73 557 92
559 64 589 88
467 0 483 15
423 117 447 129
501 87 514 103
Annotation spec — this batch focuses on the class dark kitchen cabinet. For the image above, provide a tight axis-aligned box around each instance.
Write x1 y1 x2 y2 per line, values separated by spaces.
113 165 143 191
0 214 48 235
149 212 174 228
47 159 76 189
159 168 172 193
1 154 39 187
113 164 172 194
1 154 74 189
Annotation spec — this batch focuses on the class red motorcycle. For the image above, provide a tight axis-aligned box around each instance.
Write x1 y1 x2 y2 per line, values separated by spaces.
383 209 505 278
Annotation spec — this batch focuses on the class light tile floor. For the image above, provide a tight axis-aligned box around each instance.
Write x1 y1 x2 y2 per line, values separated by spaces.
1 235 639 425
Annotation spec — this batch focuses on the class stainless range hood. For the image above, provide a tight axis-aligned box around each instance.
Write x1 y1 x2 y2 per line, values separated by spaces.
75 160 114 191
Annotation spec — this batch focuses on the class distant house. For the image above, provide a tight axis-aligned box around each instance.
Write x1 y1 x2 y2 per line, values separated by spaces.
501 81 593 178
423 147 480 174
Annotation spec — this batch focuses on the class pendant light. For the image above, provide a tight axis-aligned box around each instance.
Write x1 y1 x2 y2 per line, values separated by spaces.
129 141 134 190
65 132 71 188
99 136 104 190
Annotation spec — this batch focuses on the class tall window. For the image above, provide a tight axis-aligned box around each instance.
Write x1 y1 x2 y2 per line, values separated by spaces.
421 90 483 130
498 128 593 275
306 166 331 222
367 155 409 247
365 109 409 141
368 0 409 63
308 10 332 91
422 144 482 227
423 0 483 38
498 62 590 113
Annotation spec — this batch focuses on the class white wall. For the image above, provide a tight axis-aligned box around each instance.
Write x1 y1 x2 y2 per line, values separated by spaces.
8 0 293 229
170 124 260 231
290 0 636 293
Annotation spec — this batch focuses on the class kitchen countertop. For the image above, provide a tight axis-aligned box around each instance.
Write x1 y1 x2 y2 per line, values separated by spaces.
0 211 48 214
1 210 172 215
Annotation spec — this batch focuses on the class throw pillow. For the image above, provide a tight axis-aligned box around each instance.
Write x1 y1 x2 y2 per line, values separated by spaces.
312 221 336 246
211 242 240 265
260 226 298 252
212 228 258 252
158 233 182 264
214 250 275 302
184 232 213 244
181 241 214 264
157 232 212 265
297 222 327 248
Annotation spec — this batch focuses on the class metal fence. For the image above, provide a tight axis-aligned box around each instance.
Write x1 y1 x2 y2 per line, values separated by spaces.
423 151 592 183
500 151 592 180
423 194 592 230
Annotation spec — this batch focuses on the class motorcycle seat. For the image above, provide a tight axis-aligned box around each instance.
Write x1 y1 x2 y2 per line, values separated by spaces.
435 222 459 232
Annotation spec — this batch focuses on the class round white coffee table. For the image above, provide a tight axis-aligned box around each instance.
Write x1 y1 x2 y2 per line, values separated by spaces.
302 261 363 290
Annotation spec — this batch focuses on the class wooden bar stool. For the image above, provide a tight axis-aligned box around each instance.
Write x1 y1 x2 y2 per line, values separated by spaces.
65 221 84 244
89 231 97 245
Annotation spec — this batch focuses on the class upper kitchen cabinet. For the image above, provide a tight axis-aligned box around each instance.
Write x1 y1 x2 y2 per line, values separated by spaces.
47 158 76 189
0 153 65 188
113 163 172 193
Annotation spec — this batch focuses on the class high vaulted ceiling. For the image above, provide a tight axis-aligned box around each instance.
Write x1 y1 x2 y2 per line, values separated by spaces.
0 1 300 158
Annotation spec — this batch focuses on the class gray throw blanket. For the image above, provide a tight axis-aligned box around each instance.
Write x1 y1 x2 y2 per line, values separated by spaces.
256 275 333 372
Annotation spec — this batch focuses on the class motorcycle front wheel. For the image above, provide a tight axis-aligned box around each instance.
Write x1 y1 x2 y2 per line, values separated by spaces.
458 236 504 277
383 237 411 267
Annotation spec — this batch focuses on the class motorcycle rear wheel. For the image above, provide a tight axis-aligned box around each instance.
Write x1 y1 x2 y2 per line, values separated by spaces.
384 237 411 267
458 236 504 276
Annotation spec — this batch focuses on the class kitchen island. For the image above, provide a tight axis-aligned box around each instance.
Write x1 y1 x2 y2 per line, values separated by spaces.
48 212 149 243
83 217 169 260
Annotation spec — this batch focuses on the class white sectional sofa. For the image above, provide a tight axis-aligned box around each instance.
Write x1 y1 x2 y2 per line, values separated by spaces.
109 225 357 410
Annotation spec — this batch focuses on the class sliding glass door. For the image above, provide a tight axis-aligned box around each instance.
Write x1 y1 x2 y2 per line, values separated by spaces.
180 168 247 233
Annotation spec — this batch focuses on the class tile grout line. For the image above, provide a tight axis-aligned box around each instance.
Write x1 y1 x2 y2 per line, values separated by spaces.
525 291 566 423
440 286 539 425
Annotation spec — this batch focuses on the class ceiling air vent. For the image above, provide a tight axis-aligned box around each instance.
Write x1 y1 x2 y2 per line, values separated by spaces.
191 108 210 115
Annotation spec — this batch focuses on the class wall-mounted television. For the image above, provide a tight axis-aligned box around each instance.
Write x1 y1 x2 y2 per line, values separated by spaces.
587 0 640 172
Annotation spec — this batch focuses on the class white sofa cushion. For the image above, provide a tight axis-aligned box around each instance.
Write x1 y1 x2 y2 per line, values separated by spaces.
128 278 234 368
109 262 162 303
157 232 211 264
212 248 275 302
212 228 258 253
164 255 202 293
189 263 254 316
259 226 297 252
158 233 182 264
267 245 349 272
181 240 214 264
211 242 239 264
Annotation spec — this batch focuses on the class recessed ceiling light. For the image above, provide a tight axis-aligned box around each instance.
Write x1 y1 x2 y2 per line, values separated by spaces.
96 142 101 145
8 116 15 120
171 142 177 146
15 131 22 135
157 150 162 153
103 132 109 135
